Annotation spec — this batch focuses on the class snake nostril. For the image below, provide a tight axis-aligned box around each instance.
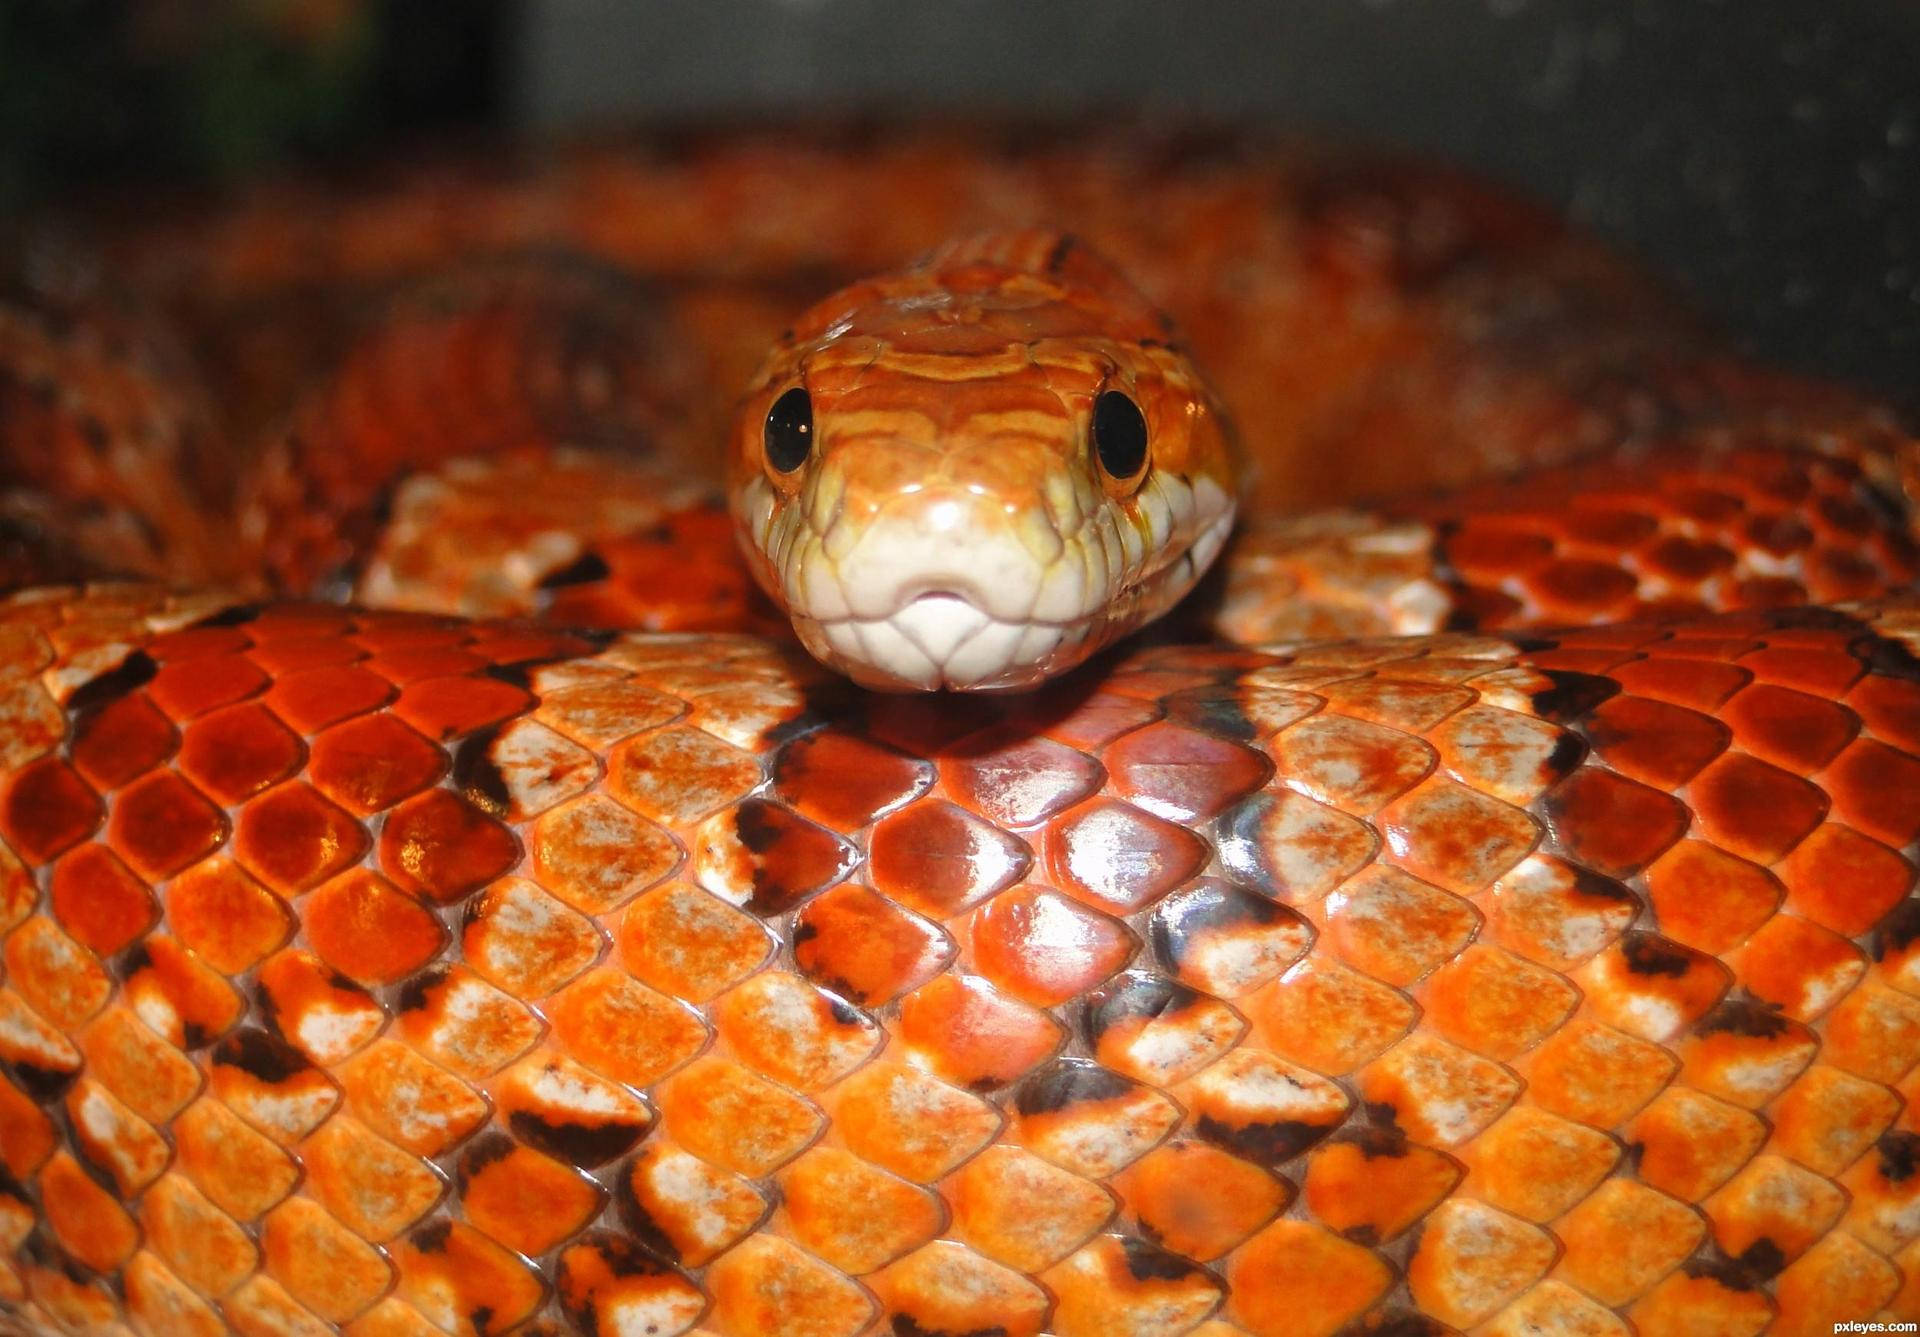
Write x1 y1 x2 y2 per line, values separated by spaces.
764 386 814 473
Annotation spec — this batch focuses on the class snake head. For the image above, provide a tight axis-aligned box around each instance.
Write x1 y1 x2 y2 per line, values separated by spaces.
728 230 1239 691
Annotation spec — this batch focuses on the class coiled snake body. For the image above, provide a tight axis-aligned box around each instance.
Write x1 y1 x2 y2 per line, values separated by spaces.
0 127 1918 1336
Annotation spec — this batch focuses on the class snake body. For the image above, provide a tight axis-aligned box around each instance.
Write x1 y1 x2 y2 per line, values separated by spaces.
0 127 1918 1336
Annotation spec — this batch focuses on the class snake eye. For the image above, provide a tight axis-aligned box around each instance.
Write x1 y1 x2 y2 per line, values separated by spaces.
1092 390 1149 481
764 387 814 473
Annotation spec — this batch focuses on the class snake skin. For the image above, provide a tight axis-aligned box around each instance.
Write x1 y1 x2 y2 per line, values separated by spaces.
0 589 1913 1337
4 126 1920 1336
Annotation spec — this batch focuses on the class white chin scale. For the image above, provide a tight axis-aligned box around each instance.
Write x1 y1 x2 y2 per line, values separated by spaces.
802 595 1097 692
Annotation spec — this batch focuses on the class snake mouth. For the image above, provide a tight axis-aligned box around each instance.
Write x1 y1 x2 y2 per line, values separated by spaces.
800 591 1096 692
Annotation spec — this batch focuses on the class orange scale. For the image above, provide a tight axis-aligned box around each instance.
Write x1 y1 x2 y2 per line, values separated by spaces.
146 653 268 721
1417 943 1578 1062
1459 1104 1619 1222
461 876 603 999
456 1132 607 1258
1150 879 1313 1000
1323 865 1480 987
828 1063 1000 1183
966 886 1135 1007
177 701 305 805
391 674 533 743
1383 775 1541 895
1704 1153 1845 1274
1035 690 1165 752
1406 1197 1557 1329
1551 1178 1706 1308
1608 656 1752 712
1102 719 1272 823
1242 956 1416 1077
1041 1236 1223 1336
392 963 541 1081
387 1220 546 1337
1739 643 1868 697
1689 753 1830 865
1809 545 1892 601
246 634 366 675
896 973 1062 1089
49 843 155 956
1042 797 1212 914
1826 738 1920 849
1626 1085 1766 1205
942 1144 1112 1275
867 797 1031 918
1772 1231 1902 1335
1849 673 1920 752
339 1038 489 1159
120 935 241 1049
307 713 446 816
657 1057 822 1179
41 1151 139 1273
706 1235 874 1337
1084 973 1246 1087
1300 1128 1456 1244
1224 1218 1393 1337
1355 1032 1520 1149
1641 533 1737 586
305 869 448 987
1538 767 1688 879
777 1145 943 1276
553 1233 706 1337
20 1264 119 1334
78 1007 201 1124
1525 557 1640 621
1578 932 1731 1044
492 1053 650 1168
1524 645 1641 677
300 1117 445 1243
942 728 1107 828
1661 635 1765 661
466 628 599 666
139 1173 258 1299
0 1080 54 1179
1678 1000 1818 1110
616 881 769 1004
1017 1058 1183 1179
232 780 368 896
713 970 880 1093
1517 1019 1677 1129
256 950 387 1066
1876 903 1920 998
64 1077 168 1197
692 796 859 916
530 793 679 917
608 725 761 828
0 756 102 863
771 727 932 830
5 917 110 1029
547 968 709 1091
1823 984 1920 1085
866 1242 1049 1337
69 692 176 790
1441 524 1555 579
260 1196 393 1324
1731 914 1865 1022
1643 840 1782 955
1584 693 1730 788
363 643 488 686
1721 681 1860 773
1840 1129 1920 1255
378 787 519 905
1267 711 1436 815
1770 1064 1901 1180
164 858 292 974
263 664 395 735
792 882 952 1006
616 1140 768 1268
1629 1265 1775 1336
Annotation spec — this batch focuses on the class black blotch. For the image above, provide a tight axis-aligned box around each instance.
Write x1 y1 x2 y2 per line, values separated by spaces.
1854 628 1920 682
537 550 613 590
194 603 262 628
1725 1237 1788 1286
481 662 536 689
1620 934 1693 979
1193 1113 1332 1166
456 1131 518 1190
1879 1130 1920 1182
1162 687 1260 741
179 1021 213 1051
6 1061 76 1104
77 417 108 453
1340 1314 1451 1337
1014 1059 1137 1117
1529 669 1620 723
1341 1224 1381 1248
789 920 819 947
1506 634 1563 653
893 1319 1009 1337
1150 882 1285 974
1569 867 1637 905
0 1166 27 1202
1874 900 1920 961
1544 730 1587 778
613 1171 688 1266
394 964 448 1016
119 943 153 978
1044 234 1079 274
733 799 785 856
824 992 866 1027
408 1219 452 1254
1084 974 1189 1048
467 1306 495 1337
1681 1253 1761 1291
1341 1123 1410 1160
507 1111 647 1168
452 726 512 818
213 1028 310 1085
1119 1236 1197 1283
1623 1140 1647 1171
1363 1101 1405 1136
1695 998 1790 1040
64 650 156 715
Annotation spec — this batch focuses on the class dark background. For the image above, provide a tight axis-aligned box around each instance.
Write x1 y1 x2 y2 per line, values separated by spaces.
2 0 1915 402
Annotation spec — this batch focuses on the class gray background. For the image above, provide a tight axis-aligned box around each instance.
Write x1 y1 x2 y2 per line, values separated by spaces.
512 0 1920 403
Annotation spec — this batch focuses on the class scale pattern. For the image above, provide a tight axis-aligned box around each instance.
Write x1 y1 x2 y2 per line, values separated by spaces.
0 587 1918 1336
